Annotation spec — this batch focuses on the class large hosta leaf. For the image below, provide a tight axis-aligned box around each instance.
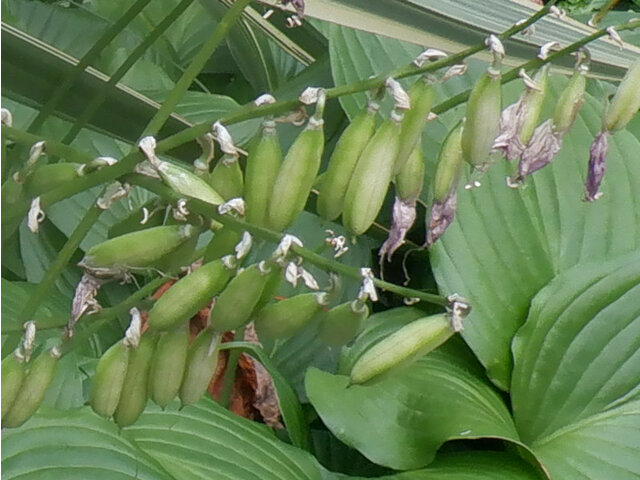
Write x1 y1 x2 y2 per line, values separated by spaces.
306 308 519 470
385 451 541 480
295 0 640 78
1 278 70 333
511 251 640 479
431 80 640 389
1 407 172 479
124 398 327 480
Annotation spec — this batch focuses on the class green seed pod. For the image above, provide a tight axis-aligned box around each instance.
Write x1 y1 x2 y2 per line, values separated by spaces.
179 328 220 406
603 56 640 132
318 300 369 346
114 334 157 427
24 163 80 197
210 262 279 332
394 78 435 173
254 293 323 339
90 340 130 418
433 123 465 202
349 314 454 384
461 71 502 167
209 155 244 201
253 263 283 313
155 232 199 274
1 351 25 420
79 224 195 275
519 65 550 145
552 69 586 135
316 102 378 221
147 258 234 331
244 120 282 227
395 143 425 202
203 226 241 263
342 110 404 235
268 116 325 232
149 323 189 408
155 160 225 206
2 348 60 428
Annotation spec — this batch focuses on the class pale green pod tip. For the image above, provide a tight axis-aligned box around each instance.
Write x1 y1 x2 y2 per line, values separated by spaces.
394 78 435 174
180 328 220 406
149 324 189 408
604 56 640 132
461 72 502 168
433 122 465 202
89 340 130 418
395 143 425 202
80 224 196 274
552 69 586 135
254 293 323 339
2 351 26 420
317 104 378 221
147 258 234 331
342 111 403 235
2 348 60 428
114 334 157 427
349 314 454 385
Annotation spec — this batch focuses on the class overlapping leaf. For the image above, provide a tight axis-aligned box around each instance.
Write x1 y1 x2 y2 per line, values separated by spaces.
306 308 520 470
124 398 326 480
1 407 172 480
431 80 640 389
511 251 640 479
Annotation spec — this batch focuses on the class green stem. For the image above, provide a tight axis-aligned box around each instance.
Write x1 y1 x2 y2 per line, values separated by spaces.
61 275 167 356
153 0 557 152
141 0 254 137
590 0 621 26
26 0 154 134
7 9 634 235
61 0 197 146
219 326 245 408
1 125 94 164
432 18 640 115
18 189 105 325
125 173 449 307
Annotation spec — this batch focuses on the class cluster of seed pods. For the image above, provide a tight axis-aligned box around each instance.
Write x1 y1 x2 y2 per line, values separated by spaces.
4 25 638 429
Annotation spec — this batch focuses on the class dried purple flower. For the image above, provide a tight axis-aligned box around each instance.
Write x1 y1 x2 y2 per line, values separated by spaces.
426 190 458 248
512 119 562 184
379 197 417 262
585 131 609 202
493 101 527 162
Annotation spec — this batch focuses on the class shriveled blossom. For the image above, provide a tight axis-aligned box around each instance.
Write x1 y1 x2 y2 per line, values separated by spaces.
426 191 458 248
511 119 562 185
585 131 609 202
379 197 417 262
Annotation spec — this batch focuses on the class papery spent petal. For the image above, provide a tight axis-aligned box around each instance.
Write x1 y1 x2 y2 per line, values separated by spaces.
585 131 609 202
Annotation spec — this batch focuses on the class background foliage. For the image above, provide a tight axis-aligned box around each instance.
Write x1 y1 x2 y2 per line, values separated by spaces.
2 0 639 479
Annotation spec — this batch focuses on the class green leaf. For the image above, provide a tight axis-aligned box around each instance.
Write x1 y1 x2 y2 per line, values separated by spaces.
384 451 542 479
170 90 261 146
124 398 327 480
1 407 173 479
306 312 519 470
19 219 82 299
511 251 640 479
42 351 87 410
431 78 640 389
1 23 199 161
46 186 155 252
299 0 640 79
0 278 70 333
